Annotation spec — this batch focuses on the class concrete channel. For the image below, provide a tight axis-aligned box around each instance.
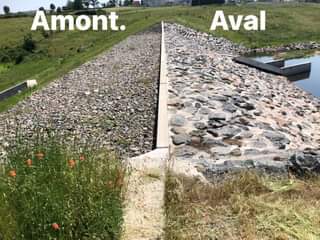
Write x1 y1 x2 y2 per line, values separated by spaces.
0 80 37 101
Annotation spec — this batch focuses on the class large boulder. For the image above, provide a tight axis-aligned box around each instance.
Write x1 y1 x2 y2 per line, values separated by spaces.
263 131 290 149
289 150 320 176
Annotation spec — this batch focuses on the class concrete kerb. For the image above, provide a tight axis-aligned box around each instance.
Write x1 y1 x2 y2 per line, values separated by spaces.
121 21 169 240
157 21 169 149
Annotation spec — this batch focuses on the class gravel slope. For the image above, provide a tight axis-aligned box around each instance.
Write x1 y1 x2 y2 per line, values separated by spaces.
0 26 161 158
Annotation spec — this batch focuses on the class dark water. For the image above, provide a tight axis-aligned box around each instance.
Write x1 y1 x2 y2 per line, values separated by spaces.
254 54 320 97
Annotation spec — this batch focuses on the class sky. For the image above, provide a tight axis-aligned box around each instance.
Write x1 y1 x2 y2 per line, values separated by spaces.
0 0 67 13
0 0 107 14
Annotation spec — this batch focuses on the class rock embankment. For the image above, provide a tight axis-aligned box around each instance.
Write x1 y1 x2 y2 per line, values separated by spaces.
165 23 320 178
172 23 320 55
0 26 161 158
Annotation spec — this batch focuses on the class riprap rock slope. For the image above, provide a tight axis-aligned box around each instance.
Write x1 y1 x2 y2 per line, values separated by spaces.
165 23 320 178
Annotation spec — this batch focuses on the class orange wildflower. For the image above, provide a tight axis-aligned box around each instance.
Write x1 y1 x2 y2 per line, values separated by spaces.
9 170 16 177
68 159 76 168
51 223 60 231
35 152 44 160
26 159 32 167
79 155 85 161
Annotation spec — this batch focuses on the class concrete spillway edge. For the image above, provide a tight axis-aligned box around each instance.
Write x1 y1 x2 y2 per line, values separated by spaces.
157 21 169 149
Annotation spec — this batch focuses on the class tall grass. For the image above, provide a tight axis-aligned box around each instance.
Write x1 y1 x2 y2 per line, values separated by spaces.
0 133 125 239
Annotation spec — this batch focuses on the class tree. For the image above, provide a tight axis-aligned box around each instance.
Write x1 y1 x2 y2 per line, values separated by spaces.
84 1 90 8
56 6 62 13
107 0 116 7
39 7 46 12
50 3 56 13
22 34 36 52
65 0 74 9
3 6 10 15
74 0 83 9
89 0 100 8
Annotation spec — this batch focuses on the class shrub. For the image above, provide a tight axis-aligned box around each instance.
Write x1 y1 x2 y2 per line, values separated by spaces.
74 0 84 10
0 33 38 64
0 133 125 239
65 0 74 10
39 7 46 13
3 6 10 15
50 3 56 13
14 53 24 64
22 34 36 52
0 50 11 63
0 46 27 64
41 29 51 39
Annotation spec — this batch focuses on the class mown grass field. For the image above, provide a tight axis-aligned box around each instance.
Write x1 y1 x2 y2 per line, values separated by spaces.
165 172 320 240
0 4 320 111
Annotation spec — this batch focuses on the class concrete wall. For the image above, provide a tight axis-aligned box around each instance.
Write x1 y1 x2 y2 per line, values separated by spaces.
0 80 37 102
0 82 27 101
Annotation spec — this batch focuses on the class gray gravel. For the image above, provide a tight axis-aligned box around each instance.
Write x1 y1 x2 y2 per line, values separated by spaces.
0 26 161 158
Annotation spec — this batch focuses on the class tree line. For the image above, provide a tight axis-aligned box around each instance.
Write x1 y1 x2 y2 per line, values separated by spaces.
2 0 121 16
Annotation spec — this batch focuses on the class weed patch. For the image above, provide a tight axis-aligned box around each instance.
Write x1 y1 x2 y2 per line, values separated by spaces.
0 133 125 239
165 172 320 240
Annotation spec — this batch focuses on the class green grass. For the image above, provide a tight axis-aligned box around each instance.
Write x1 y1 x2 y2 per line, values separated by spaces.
0 64 11 74
165 172 320 240
1 4 320 111
0 132 125 239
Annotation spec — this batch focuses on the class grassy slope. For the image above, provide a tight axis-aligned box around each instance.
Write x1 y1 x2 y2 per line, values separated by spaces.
0 4 320 111
0 10 163 111
174 4 320 48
